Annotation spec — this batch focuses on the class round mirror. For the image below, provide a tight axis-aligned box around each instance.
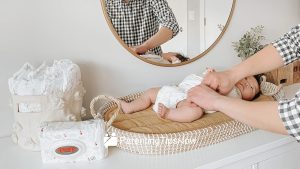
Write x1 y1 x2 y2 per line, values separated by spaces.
101 0 236 66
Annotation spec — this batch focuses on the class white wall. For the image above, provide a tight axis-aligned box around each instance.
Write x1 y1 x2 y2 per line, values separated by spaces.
162 0 188 55
188 0 201 56
0 0 299 137
205 0 233 48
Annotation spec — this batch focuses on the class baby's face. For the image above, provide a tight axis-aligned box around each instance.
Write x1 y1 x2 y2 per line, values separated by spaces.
235 76 259 100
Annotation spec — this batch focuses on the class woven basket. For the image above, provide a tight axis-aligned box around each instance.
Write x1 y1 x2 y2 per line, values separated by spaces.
90 93 255 155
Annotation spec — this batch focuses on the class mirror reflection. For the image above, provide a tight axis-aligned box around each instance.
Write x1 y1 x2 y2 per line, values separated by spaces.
104 0 234 65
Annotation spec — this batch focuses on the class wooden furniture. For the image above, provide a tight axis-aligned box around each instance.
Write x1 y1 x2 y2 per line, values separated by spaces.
266 60 300 86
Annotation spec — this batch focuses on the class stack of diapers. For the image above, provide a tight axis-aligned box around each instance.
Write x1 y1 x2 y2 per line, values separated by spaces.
39 120 107 163
8 59 86 151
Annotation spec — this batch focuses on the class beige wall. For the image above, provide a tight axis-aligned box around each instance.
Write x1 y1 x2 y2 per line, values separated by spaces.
0 0 299 137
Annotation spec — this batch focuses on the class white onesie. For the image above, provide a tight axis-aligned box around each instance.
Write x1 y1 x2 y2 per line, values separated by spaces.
152 74 242 113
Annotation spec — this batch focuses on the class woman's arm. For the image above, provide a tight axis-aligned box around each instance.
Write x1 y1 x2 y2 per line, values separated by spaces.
132 27 173 54
203 24 300 94
230 24 300 81
216 96 287 135
144 27 173 49
202 45 284 95
229 45 284 83
150 0 179 38
188 84 288 135
132 0 179 54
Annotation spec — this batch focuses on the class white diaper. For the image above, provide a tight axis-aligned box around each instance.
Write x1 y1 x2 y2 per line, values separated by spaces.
153 74 203 113
153 86 186 113
152 73 242 114
178 74 203 93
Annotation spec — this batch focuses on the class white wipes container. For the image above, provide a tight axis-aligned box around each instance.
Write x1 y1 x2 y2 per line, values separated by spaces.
39 120 107 163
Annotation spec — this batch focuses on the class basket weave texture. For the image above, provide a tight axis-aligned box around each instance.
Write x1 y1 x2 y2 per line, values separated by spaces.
90 93 269 155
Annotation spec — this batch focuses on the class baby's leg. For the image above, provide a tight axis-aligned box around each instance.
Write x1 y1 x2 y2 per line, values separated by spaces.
158 101 204 123
121 87 160 114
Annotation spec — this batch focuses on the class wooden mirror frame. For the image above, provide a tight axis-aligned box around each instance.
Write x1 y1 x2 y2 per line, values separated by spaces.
100 0 236 67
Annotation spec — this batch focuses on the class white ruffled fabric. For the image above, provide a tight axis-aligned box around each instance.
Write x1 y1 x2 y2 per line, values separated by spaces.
9 63 47 96
8 59 86 151
8 59 85 115
9 60 82 96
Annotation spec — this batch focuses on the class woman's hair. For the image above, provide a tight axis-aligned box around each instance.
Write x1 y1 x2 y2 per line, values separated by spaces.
251 74 263 100
175 54 190 62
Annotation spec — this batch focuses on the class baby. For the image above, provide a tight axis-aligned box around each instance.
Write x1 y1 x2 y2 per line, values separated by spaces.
120 72 260 123
141 52 189 64
161 52 189 64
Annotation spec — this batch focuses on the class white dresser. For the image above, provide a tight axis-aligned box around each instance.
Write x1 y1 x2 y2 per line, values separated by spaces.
1 84 300 169
1 130 299 169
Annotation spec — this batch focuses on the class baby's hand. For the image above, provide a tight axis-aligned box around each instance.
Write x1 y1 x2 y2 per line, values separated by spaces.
203 67 215 75
206 67 215 73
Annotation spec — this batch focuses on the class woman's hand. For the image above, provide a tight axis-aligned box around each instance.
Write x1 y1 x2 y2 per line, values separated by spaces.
202 70 238 95
187 84 224 111
130 44 149 55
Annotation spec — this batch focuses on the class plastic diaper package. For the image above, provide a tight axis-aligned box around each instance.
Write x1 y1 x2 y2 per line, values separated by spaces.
39 120 107 163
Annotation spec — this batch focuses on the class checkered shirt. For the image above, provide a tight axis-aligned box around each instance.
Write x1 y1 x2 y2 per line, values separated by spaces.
105 0 179 55
272 24 300 141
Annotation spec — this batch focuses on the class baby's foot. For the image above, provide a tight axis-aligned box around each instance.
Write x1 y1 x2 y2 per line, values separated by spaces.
119 100 132 114
158 103 169 119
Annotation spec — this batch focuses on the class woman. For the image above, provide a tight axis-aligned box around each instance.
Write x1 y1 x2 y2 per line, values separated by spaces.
105 0 179 55
187 24 300 141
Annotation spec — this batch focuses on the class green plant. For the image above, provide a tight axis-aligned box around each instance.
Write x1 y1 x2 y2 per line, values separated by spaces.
232 25 265 60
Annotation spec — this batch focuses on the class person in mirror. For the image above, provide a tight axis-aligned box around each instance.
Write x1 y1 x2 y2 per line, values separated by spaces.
187 24 300 141
120 70 260 123
105 0 179 55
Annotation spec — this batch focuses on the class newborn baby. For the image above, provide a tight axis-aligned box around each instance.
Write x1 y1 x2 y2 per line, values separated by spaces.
121 72 260 123
140 52 189 64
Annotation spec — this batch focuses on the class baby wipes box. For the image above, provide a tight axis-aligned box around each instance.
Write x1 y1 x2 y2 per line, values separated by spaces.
39 120 107 163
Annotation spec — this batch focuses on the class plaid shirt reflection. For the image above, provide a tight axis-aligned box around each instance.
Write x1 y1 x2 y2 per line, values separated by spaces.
272 24 300 141
105 0 179 55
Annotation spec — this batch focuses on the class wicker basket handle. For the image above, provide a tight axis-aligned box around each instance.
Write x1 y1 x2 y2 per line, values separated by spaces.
90 95 120 128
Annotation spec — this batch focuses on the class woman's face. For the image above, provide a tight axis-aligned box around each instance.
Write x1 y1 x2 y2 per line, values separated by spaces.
235 76 259 100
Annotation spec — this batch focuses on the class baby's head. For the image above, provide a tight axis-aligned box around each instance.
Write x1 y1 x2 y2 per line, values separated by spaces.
235 75 261 101
162 52 189 64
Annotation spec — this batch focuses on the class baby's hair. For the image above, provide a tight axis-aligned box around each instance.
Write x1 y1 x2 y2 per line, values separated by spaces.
251 74 263 100
175 54 190 62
